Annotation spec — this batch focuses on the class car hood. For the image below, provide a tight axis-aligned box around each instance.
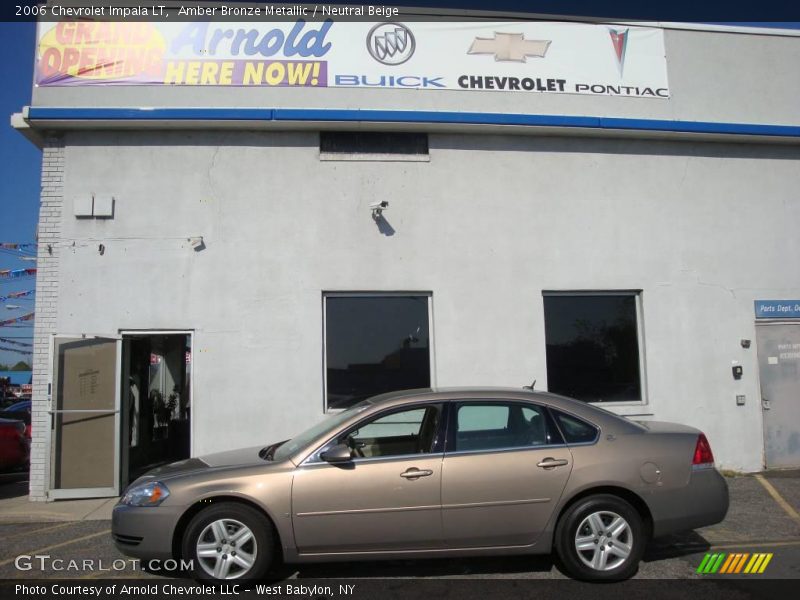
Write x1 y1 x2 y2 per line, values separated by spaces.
143 445 268 479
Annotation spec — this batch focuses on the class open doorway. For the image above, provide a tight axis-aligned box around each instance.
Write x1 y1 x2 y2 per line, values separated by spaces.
121 332 192 484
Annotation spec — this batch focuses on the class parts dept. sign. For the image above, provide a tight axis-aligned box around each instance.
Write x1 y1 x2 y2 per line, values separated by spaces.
35 20 670 99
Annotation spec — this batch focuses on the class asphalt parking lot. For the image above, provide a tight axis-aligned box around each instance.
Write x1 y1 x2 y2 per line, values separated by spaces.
0 471 798 582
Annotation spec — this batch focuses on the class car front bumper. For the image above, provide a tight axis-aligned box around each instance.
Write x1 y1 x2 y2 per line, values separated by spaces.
111 503 185 561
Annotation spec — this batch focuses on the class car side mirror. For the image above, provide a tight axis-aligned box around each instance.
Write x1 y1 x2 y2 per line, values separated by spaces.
320 443 353 463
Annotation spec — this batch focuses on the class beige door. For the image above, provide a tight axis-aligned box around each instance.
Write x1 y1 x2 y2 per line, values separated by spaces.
50 336 121 499
292 405 444 553
442 402 573 547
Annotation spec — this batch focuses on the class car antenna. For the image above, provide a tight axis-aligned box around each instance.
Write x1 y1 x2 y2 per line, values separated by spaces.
523 379 536 390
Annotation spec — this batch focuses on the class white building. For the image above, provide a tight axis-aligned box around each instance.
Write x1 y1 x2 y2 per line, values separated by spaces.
12 12 800 500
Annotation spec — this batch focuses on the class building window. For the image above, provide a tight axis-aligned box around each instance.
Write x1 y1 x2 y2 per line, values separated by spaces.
324 294 432 410
319 132 429 161
543 292 645 404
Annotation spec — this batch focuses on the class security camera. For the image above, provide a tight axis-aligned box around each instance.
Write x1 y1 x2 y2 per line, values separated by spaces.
369 200 389 220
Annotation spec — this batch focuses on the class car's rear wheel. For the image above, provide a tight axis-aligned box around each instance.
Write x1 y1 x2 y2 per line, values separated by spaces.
182 502 275 580
555 494 644 581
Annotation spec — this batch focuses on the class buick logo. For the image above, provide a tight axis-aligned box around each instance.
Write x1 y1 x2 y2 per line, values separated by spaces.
366 23 416 65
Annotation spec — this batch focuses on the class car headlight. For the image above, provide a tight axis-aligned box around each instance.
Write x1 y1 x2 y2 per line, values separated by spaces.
120 481 170 507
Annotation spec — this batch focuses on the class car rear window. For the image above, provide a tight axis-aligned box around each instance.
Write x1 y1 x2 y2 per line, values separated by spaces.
552 411 598 444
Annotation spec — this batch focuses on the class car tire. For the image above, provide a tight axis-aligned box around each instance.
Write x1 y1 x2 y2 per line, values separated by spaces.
182 502 275 581
555 494 645 581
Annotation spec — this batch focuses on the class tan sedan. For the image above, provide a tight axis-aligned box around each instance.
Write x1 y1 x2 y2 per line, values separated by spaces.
112 388 728 581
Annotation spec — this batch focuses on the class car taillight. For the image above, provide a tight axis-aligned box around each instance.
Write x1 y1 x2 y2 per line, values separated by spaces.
692 433 715 469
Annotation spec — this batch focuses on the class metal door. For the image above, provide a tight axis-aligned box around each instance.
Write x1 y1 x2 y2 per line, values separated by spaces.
756 323 800 468
292 455 444 553
49 335 121 499
441 401 573 547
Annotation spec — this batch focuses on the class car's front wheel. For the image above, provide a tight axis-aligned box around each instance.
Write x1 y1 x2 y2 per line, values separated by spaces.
182 502 275 580
555 494 645 581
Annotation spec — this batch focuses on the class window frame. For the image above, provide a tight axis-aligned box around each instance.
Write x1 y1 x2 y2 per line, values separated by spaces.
322 291 436 413
302 401 446 466
542 290 649 407
444 399 566 456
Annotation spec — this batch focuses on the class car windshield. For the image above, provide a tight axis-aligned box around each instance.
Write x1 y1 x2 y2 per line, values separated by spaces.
271 401 370 462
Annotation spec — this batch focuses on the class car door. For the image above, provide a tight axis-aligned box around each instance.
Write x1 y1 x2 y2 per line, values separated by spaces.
291 403 444 553
441 400 573 547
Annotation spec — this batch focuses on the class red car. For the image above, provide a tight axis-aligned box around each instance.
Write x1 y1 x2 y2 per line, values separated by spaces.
0 417 30 471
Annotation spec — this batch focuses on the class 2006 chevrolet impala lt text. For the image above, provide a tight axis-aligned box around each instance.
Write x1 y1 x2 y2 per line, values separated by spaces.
111 388 729 581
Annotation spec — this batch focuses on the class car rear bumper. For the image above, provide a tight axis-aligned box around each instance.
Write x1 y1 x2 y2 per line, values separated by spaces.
111 503 183 561
648 468 729 538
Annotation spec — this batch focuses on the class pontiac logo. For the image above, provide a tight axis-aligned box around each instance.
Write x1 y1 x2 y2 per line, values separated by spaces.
609 28 629 74
468 32 551 62
366 23 416 65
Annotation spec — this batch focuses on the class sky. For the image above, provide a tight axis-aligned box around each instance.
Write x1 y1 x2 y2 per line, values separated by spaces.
0 22 37 368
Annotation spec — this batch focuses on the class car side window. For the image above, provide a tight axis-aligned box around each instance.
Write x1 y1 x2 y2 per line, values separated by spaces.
339 405 441 458
454 403 552 452
552 410 599 444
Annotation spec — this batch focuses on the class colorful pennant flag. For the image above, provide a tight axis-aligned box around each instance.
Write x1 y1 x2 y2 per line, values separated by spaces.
0 243 37 250
0 268 37 279
0 290 34 302
0 313 35 327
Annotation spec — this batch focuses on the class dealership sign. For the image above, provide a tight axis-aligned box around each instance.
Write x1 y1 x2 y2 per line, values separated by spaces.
35 20 670 98
755 300 800 319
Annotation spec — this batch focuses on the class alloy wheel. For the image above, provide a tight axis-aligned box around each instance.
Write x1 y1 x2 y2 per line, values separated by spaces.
574 510 632 571
196 518 258 579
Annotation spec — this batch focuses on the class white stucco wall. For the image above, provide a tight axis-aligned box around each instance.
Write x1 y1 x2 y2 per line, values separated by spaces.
47 130 800 474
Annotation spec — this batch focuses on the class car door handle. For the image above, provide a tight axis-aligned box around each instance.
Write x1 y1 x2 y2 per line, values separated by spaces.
537 458 569 469
400 468 433 479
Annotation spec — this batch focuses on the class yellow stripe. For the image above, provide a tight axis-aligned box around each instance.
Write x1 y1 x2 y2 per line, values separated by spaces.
733 553 748 573
743 554 759 573
755 554 767 573
754 474 800 526
758 554 773 573
719 553 736 573
0 529 110 568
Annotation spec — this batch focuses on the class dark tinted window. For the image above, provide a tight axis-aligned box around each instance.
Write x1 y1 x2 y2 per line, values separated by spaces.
325 295 430 410
543 293 642 403
454 403 553 451
320 132 428 155
552 411 598 444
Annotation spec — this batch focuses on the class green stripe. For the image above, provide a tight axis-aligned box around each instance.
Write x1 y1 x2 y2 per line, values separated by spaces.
697 554 713 574
710 553 727 573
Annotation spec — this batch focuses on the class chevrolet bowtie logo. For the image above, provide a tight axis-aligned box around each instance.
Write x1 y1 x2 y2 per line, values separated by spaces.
468 32 551 62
